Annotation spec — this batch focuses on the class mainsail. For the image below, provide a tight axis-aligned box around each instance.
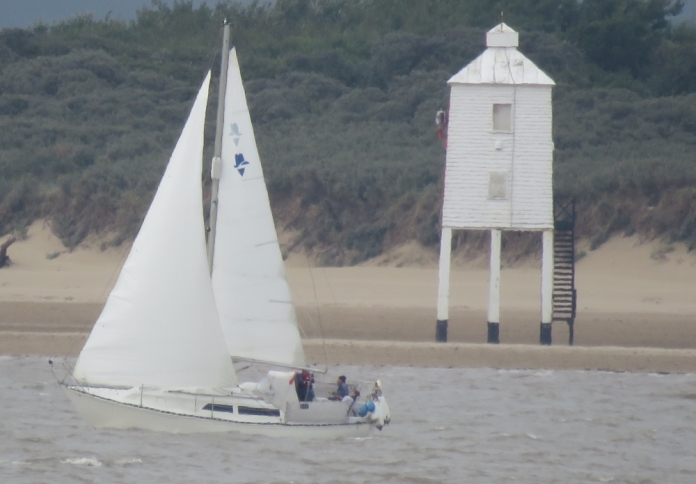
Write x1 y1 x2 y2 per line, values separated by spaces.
74 72 238 390
211 48 306 367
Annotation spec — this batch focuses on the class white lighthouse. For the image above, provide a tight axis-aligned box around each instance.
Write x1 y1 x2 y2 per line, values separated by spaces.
436 23 556 344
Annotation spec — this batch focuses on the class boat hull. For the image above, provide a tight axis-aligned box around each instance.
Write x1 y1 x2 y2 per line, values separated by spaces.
64 386 374 439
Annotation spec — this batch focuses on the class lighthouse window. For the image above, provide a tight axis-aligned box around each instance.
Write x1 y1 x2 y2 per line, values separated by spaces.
488 171 508 199
492 104 512 132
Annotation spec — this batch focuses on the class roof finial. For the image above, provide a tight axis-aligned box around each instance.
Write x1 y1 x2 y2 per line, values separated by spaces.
500 10 504 25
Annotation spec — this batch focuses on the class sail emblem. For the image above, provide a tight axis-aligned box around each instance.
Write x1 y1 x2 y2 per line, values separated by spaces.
230 123 242 146
234 153 250 176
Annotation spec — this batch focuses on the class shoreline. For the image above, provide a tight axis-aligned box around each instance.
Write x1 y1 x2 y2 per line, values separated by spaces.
3 334 696 374
2 300 696 373
304 340 696 374
5 331 696 374
3 300 696 346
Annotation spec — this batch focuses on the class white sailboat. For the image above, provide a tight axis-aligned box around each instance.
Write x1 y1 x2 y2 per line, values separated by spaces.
59 24 390 438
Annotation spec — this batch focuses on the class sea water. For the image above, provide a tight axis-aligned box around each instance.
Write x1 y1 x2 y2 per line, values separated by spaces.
1 356 695 483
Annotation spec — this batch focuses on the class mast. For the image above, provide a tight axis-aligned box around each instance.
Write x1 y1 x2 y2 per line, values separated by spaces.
207 19 231 273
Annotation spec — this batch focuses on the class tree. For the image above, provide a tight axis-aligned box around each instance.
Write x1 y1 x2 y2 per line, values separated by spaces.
568 0 683 77
0 236 16 268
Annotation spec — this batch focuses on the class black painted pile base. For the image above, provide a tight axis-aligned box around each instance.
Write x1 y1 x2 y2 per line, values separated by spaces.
539 322 552 345
487 322 499 344
435 320 448 342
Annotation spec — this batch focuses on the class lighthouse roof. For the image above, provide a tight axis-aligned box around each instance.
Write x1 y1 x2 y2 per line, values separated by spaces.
448 23 555 86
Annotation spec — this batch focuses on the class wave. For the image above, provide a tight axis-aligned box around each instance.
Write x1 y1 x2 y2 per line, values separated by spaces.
115 458 143 466
60 457 102 467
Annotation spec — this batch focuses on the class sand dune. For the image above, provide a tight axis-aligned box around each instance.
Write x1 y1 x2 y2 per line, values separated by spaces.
1 221 695 371
0 221 129 303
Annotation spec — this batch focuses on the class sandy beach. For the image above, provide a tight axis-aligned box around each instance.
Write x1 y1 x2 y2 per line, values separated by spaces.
1 221 695 372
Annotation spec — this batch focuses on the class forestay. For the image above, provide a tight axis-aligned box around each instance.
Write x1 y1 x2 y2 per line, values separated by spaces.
211 48 306 367
74 73 238 390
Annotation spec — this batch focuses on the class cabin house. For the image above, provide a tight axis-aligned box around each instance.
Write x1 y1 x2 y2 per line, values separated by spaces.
436 23 556 344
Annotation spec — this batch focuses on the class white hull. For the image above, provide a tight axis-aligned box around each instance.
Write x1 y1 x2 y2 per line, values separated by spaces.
64 386 375 439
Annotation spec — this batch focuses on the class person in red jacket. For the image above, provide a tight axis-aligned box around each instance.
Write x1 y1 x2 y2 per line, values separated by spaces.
293 369 315 402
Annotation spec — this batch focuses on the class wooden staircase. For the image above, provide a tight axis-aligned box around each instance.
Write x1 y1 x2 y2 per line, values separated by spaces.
553 199 577 345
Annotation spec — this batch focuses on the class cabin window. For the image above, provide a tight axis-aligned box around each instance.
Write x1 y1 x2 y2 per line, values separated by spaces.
488 171 508 200
203 403 235 413
238 406 281 417
492 104 512 132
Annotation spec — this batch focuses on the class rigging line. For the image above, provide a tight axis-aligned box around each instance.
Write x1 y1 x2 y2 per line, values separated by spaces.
204 22 226 81
320 266 338 307
285 259 310 340
208 27 222 73
294 298 310 340
319 264 356 360
306 254 329 367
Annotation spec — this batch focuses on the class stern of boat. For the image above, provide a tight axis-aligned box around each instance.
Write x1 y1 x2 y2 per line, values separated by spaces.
367 380 391 430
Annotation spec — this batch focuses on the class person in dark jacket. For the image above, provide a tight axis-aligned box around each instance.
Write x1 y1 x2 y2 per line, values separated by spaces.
329 375 349 400
294 369 315 402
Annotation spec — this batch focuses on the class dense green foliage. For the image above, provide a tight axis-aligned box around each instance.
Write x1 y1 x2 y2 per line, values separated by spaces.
1 0 695 263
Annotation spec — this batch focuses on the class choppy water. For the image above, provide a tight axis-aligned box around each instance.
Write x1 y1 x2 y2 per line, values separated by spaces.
1 356 696 483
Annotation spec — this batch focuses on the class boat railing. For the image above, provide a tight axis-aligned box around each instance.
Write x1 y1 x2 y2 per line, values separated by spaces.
308 380 379 401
